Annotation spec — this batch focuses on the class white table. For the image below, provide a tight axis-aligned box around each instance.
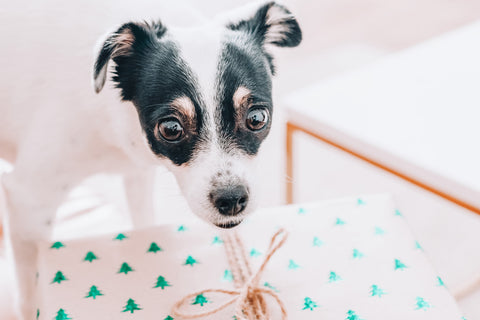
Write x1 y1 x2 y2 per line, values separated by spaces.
284 21 480 216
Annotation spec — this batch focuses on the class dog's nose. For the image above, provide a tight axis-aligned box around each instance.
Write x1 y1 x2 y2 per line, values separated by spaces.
210 185 249 216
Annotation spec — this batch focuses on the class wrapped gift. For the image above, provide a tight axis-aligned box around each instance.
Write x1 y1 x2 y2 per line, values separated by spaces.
35 194 465 319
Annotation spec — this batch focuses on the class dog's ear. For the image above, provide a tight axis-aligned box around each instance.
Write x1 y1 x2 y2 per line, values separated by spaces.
228 2 302 49
93 21 166 97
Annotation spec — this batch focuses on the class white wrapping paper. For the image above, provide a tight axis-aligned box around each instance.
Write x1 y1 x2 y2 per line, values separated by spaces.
35 194 465 319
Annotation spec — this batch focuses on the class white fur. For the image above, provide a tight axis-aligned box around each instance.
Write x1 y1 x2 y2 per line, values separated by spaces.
0 2 278 319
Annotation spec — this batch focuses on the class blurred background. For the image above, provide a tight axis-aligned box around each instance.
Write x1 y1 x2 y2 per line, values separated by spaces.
1 0 480 318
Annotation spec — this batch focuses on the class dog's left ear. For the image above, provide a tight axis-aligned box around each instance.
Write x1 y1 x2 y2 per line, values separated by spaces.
228 1 302 49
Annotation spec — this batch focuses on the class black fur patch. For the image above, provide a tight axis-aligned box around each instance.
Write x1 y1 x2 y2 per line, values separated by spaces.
94 21 206 166
227 2 302 74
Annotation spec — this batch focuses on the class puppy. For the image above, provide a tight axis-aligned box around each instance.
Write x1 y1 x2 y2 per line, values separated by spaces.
0 1 301 318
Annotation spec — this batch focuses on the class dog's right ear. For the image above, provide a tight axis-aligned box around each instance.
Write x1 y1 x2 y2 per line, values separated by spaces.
93 21 166 98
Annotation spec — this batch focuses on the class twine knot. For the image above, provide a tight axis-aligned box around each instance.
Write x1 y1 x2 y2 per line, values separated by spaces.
171 228 289 320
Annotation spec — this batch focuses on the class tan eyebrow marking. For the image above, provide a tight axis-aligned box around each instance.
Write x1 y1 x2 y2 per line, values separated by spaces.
232 86 251 110
171 96 195 118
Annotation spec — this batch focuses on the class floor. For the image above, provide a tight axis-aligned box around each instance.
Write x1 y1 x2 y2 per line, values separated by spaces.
1 0 480 318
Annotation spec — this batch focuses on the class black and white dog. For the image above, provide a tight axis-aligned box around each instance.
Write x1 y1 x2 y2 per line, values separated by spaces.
1 1 301 318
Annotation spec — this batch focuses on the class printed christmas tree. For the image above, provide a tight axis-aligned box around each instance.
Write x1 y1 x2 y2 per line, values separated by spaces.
346 310 364 320
52 271 68 284
118 262 134 274
85 285 103 299
249 248 262 257
263 282 279 293
122 299 142 313
164 316 174 320
415 241 423 250
374 226 385 235
335 217 346 225
184 255 198 266
328 271 342 282
302 297 318 311
84 251 98 263
370 285 386 297
353 249 364 259
154 276 171 289
147 242 162 253
36 309 40 320
357 198 366 205
212 236 224 245
437 276 445 287
288 259 301 270
192 293 210 306
394 259 407 271
177 225 187 232
223 270 233 282
114 233 127 241
54 309 71 320
415 297 431 310
298 207 306 214
313 237 323 247
394 209 403 216
51 242 65 249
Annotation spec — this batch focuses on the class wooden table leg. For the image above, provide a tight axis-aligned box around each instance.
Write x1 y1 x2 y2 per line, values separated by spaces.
286 122 294 204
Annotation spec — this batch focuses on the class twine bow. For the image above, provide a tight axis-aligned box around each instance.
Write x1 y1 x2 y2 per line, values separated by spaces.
171 228 289 320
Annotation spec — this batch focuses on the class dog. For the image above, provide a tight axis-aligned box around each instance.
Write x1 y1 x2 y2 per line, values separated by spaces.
0 1 301 318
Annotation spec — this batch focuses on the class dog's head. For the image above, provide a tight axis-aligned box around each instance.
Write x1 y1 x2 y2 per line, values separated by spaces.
93 1 301 228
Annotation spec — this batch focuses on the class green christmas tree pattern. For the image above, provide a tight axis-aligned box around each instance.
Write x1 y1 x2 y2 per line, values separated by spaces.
85 285 103 299
223 270 234 282
313 237 323 247
415 241 423 250
154 276 171 289
147 242 162 253
288 259 301 270
212 236 224 245
51 242 65 249
192 293 210 306
36 309 39 320
184 255 198 266
177 225 187 232
437 276 445 287
370 285 386 297
394 209 403 216
114 233 127 241
394 259 408 271
302 297 318 310
249 248 262 257
346 310 364 320
352 249 364 259
54 309 71 320
335 217 346 226
52 271 68 284
84 251 98 263
357 198 366 205
328 271 342 283
263 282 279 292
298 207 306 215
164 316 174 320
374 226 385 235
415 297 431 310
118 262 134 274
122 299 142 313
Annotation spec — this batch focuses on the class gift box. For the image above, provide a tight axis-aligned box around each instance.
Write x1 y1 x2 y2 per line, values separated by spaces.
35 194 465 319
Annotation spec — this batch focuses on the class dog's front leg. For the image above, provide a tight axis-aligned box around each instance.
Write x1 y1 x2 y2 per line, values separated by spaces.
2 172 70 320
123 166 156 229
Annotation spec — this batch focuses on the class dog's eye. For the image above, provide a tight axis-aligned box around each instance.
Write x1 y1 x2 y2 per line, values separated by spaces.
246 108 269 131
155 119 184 142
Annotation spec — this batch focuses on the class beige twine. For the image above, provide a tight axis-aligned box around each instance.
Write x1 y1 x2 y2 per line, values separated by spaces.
171 228 289 320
